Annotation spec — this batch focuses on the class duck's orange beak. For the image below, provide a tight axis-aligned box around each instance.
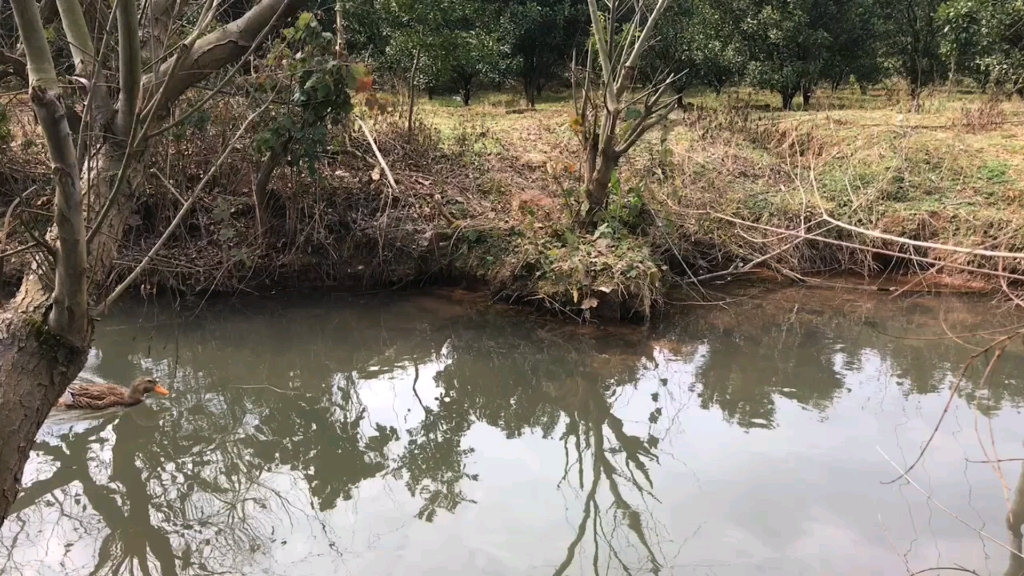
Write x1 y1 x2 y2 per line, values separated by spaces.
153 385 170 396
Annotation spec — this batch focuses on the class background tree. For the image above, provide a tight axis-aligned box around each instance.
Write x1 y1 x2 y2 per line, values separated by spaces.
877 0 946 105
819 0 885 91
938 0 1024 95
684 0 748 95
741 0 829 110
500 0 587 107
381 0 508 105
251 12 358 235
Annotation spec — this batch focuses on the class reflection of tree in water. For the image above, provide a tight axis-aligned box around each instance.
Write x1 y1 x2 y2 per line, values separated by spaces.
392 316 672 574
1 299 425 575
549 376 669 576
11 291 1024 574
659 291 1024 429
692 322 844 429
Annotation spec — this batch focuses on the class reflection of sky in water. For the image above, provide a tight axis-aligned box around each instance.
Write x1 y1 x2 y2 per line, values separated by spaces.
4 291 1024 576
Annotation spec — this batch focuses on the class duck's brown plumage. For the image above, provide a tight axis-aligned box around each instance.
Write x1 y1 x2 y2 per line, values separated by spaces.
56 377 169 410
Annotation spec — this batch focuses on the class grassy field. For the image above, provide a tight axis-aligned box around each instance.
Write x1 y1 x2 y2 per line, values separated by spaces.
402 87 1024 313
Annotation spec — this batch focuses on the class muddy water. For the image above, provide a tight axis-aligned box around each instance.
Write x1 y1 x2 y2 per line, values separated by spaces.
3 289 1024 575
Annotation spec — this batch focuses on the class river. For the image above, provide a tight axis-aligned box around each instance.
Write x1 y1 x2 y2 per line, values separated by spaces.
2 288 1024 575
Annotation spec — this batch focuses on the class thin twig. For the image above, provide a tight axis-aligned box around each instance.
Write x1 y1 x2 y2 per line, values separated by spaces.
99 97 271 312
230 384 296 394
878 446 1024 560
883 335 1019 484
908 567 981 576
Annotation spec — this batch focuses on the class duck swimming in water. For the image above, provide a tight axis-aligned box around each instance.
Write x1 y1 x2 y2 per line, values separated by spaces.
56 376 170 410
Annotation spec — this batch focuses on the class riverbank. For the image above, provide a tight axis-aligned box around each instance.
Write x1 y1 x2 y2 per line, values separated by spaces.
1 87 1022 319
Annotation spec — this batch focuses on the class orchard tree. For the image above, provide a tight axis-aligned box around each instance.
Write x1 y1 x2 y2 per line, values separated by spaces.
643 0 747 103
742 0 829 110
0 0 319 526
877 0 946 104
985 0 1024 95
444 29 509 106
381 0 508 105
938 0 1024 94
500 0 587 107
252 12 361 234
936 0 988 86
819 0 884 91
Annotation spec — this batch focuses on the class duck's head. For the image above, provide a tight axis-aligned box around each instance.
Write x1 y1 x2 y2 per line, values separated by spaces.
131 376 170 398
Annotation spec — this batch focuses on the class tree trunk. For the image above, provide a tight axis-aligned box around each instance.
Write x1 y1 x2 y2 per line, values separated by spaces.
254 139 288 236
460 78 473 107
82 144 144 294
909 81 922 112
407 48 419 132
334 0 346 62
2 0 92 529
581 147 616 227
582 133 599 188
524 79 536 108
0 278 90 527
780 89 796 111
2 0 307 529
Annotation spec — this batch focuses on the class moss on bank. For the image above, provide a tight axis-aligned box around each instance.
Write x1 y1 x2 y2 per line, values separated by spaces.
2 88 1024 320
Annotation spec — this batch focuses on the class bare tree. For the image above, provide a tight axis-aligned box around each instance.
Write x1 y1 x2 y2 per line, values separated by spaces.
572 0 677 228
0 0 309 526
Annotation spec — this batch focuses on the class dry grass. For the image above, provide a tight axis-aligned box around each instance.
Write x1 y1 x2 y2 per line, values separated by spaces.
415 87 1024 295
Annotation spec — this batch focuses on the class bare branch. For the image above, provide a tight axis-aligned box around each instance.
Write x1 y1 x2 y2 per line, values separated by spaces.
0 51 28 84
355 118 399 195
114 0 142 139
55 0 97 76
878 447 1024 561
142 0 305 122
709 212 1024 284
101 98 271 311
586 0 612 79
616 81 676 154
822 215 1024 260
613 0 671 100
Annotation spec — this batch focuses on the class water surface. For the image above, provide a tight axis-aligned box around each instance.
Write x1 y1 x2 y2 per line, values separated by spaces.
4 288 1024 576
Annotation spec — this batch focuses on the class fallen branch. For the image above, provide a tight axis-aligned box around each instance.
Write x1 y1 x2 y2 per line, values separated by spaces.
708 212 1024 284
354 116 399 195
822 215 1024 260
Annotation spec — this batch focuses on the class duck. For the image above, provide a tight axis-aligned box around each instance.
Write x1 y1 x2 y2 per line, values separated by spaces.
56 376 170 410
